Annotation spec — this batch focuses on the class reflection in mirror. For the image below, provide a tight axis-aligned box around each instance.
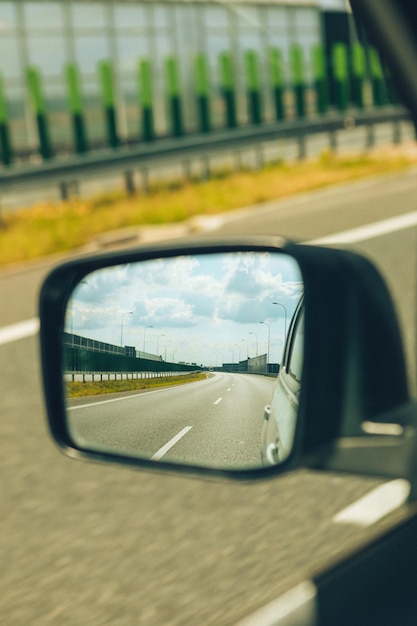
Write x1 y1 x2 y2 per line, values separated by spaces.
63 251 303 470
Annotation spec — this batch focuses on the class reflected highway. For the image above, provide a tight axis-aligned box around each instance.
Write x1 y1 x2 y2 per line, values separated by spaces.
68 372 275 468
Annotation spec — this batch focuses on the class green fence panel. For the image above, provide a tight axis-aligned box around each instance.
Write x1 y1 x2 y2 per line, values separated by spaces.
351 43 365 108
138 58 154 141
369 47 386 106
65 346 196 374
269 47 285 120
0 75 12 165
99 60 119 148
165 57 183 137
195 53 211 133
290 44 306 118
332 43 350 111
312 44 328 114
27 66 53 159
219 51 237 128
245 50 262 124
65 62 88 153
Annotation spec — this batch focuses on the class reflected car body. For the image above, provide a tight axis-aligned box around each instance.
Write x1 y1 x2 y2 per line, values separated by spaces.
261 295 304 465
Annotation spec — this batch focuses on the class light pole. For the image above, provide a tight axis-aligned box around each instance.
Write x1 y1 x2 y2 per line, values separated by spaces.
120 311 133 346
249 331 258 356
157 333 165 355
143 325 153 352
241 338 248 360
165 341 172 361
272 302 288 341
260 321 270 365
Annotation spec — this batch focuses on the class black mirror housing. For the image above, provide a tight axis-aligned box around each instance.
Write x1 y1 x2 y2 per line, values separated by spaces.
39 237 414 481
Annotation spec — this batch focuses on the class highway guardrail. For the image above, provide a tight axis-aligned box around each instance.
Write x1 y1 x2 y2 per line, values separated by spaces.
0 107 411 201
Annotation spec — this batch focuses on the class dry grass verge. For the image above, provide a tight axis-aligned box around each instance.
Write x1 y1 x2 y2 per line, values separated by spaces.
1 147 417 267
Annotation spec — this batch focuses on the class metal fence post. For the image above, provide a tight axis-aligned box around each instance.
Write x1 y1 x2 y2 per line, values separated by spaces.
166 57 183 137
269 47 285 121
312 45 328 115
65 62 88 154
27 67 53 159
290 44 306 118
352 43 365 109
219 51 237 128
99 60 119 148
139 58 154 141
245 50 262 125
195 53 211 133
0 75 12 165
332 43 350 112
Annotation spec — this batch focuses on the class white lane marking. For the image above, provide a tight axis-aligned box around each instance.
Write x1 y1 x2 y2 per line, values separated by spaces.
3 211 417 346
227 387 231 392
0 317 39 346
310 211 417 245
68 385 180 411
333 479 410 527
214 397 223 405
151 426 192 461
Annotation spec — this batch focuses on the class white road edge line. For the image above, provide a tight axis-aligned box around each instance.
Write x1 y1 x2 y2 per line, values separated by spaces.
0 317 40 346
310 210 417 245
333 479 410 527
151 426 192 461
2 210 417 346
214 397 223 405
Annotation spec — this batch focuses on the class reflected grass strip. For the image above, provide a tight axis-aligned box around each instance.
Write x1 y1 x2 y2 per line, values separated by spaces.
67 372 208 398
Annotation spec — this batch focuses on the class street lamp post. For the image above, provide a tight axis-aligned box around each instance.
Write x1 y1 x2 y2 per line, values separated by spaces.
249 331 258 356
241 338 248 359
157 333 165 355
260 321 270 365
120 311 133 346
165 341 172 361
272 302 288 341
143 325 153 353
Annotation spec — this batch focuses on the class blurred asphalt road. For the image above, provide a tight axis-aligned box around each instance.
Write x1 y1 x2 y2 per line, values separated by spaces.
2 168 417 625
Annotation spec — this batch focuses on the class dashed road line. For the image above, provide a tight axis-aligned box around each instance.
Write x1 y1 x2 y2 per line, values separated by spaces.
310 210 417 245
151 426 192 461
333 479 410 527
0 318 40 346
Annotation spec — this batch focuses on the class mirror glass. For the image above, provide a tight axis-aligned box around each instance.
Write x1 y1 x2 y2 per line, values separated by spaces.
63 251 303 470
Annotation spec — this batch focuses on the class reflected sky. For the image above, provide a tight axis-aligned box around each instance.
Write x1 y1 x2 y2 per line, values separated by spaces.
67 252 303 366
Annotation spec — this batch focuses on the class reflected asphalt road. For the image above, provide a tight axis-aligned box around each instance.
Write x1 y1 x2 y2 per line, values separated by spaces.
2 168 417 625
69 373 274 468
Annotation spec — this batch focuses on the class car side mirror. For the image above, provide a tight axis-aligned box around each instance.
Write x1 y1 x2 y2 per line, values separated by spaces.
39 238 417 481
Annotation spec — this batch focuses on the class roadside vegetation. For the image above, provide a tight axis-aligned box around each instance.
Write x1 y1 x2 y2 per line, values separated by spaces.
1 146 417 267
66 371 209 398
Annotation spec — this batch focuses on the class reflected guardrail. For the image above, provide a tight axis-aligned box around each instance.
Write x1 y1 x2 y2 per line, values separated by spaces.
64 371 197 383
